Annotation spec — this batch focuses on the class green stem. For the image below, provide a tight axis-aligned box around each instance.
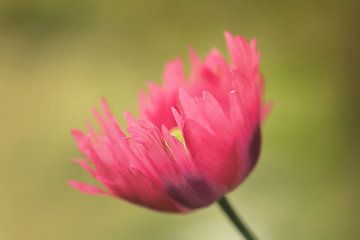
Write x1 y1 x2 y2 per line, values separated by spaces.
218 197 258 240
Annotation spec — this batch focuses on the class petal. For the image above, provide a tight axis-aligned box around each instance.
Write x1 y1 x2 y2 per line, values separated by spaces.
165 175 218 209
72 159 96 176
94 99 126 140
178 88 213 134
138 59 185 129
163 58 185 88
182 118 236 190
171 107 183 130
177 90 239 188
71 129 89 152
68 180 106 195
261 101 273 123
122 169 185 212
189 48 202 77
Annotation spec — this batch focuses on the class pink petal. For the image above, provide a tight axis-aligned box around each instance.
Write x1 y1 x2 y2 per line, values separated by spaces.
68 180 106 195
72 159 96 176
182 119 237 190
71 129 88 151
261 101 273 123
163 58 185 88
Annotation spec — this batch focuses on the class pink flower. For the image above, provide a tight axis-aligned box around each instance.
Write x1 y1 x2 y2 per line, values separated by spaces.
69 32 270 212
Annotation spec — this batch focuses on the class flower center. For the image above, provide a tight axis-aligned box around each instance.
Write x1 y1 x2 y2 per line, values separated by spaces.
170 127 185 145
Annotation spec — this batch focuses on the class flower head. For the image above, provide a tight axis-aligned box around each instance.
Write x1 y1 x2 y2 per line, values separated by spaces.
69 32 270 212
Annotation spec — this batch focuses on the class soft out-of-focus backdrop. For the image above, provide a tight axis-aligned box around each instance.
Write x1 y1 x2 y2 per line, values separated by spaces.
1 0 359 239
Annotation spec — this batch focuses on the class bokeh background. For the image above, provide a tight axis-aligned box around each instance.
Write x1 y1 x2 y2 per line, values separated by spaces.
1 0 359 239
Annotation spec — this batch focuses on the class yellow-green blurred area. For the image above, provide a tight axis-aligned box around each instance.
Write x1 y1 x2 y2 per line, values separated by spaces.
0 0 359 239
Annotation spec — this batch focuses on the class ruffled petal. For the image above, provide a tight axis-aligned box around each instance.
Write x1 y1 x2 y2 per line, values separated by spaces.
139 59 186 129
182 118 237 190
68 180 107 195
177 89 239 189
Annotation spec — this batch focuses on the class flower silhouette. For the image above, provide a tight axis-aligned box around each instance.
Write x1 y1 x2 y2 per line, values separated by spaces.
69 32 270 212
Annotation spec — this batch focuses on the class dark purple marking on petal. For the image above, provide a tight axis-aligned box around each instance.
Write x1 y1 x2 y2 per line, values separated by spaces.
165 175 216 209
248 126 261 171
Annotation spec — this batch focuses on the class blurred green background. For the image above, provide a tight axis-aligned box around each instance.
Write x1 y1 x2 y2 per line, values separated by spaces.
0 0 359 239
